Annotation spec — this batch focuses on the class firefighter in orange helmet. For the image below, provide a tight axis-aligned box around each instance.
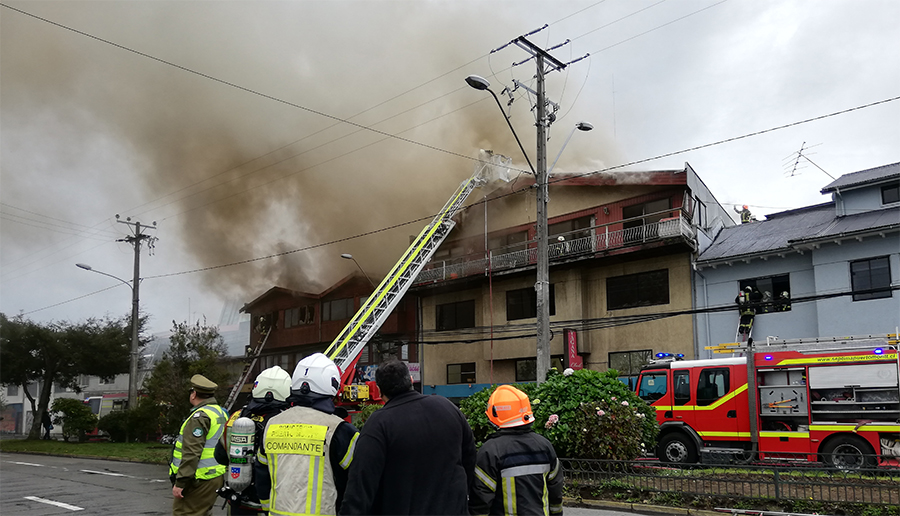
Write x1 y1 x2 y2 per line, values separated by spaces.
469 385 563 516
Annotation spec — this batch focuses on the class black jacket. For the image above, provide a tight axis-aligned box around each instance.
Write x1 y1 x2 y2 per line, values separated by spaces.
340 390 476 515
469 425 563 516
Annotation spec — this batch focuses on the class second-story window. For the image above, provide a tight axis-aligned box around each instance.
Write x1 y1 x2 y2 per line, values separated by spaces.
851 256 892 301
506 285 556 320
882 183 900 205
323 298 355 321
436 300 475 331
285 306 315 328
607 269 669 310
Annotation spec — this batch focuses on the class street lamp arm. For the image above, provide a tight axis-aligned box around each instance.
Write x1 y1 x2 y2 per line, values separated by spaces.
485 88 536 176
76 264 133 291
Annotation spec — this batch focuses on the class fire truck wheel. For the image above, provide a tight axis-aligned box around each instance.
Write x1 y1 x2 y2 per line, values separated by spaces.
658 432 698 465
821 435 876 470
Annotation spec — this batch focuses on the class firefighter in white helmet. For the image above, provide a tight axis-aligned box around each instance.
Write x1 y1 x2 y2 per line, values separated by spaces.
469 385 563 516
255 353 359 515
216 366 291 514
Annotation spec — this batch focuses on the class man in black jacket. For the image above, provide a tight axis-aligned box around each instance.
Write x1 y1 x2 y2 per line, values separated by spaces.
341 359 476 515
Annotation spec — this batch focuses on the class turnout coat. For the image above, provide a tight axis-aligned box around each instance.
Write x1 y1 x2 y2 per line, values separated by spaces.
340 390 476 515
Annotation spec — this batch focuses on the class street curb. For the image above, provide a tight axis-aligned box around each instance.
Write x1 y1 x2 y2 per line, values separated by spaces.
565 497 722 516
0 449 167 465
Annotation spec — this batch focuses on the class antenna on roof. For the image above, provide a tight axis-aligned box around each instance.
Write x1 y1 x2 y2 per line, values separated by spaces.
784 142 834 180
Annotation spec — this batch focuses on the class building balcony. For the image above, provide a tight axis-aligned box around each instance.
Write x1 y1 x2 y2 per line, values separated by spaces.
415 210 696 285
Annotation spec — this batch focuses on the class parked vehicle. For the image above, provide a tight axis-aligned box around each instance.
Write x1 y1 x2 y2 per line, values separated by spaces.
636 334 900 469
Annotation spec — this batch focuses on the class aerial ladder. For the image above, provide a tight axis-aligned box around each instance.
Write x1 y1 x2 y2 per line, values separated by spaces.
325 164 492 402
225 153 504 410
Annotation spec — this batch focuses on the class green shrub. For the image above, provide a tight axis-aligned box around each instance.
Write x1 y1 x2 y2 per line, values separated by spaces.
355 403 382 430
459 369 658 459
98 410 128 442
51 398 98 442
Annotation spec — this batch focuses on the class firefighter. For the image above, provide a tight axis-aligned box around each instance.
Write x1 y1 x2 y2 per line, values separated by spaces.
255 353 359 515
216 366 292 515
469 385 563 516
735 286 756 337
170 374 229 516
734 204 753 224
777 291 791 311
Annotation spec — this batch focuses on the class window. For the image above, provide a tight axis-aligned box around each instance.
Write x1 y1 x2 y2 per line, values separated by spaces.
447 363 476 384
623 198 671 242
285 306 315 328
638 372 667 402
696 368 729 406
489 230 529 253
851 257 892 301
6 385 17 396
360 344 370 364
506 285 556 321
323 298 355 321
549 216 592 241
673 370 691 406
436 300 475 331
401 344 409 361
882 183 900 205
739 275 791 313
608 349 652 376
99 376 114 385
515 357 564 382
607 270 669 310
54 382 67 393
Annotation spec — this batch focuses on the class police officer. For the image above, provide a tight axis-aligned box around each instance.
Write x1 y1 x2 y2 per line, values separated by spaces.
170 374 228 516
470 385 563 516
255 353 359 515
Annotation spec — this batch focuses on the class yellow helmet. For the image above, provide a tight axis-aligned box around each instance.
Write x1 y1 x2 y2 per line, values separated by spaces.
486 385 533 428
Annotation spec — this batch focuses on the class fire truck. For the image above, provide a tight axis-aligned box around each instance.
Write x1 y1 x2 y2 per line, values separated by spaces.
636 334 900 469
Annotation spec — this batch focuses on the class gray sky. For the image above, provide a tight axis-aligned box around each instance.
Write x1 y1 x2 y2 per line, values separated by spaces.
1 0 898 334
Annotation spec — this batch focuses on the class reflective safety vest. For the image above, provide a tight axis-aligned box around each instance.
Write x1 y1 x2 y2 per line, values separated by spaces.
169 403 228 480
257 406 346 516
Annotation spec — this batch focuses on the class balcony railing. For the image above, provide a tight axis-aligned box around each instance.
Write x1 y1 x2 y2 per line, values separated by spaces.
415 211 695 285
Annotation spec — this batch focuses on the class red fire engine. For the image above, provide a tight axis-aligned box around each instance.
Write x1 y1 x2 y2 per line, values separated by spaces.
636 335 900 468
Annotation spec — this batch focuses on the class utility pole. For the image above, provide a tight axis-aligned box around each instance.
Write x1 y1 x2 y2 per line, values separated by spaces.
117 215 157 409
510 36 570 383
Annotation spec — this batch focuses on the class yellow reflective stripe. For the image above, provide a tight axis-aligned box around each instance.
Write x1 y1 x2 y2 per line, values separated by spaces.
270 453 278 510
304 456 314 515
316 456 325 514
503 477 517 515
694 383 748 411
542 475 549 516
548 459 560 481
325 175 477 359
809 424 900 432
696 431 752 437
654 405 673 410
776 352 897 366
760 431 809 438
340 432 358 469
474 465 496 492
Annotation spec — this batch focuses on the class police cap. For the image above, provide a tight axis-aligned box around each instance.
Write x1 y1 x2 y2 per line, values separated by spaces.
190 374 217 395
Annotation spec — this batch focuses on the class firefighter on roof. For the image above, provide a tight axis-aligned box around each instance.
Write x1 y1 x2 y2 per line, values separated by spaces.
469 385 563 516
216 366 291 514
734 204 753 224
255 353 359 515
170 374 229 516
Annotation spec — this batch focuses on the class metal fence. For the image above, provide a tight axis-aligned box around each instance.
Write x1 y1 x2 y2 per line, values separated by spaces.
561 456 900 507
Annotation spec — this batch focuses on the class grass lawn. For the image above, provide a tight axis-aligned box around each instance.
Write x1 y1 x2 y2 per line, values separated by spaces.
0 438 172 465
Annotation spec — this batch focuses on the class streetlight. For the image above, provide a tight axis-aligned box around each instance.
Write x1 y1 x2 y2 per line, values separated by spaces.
76 263 140 410
465 75 536 175
341 254 377 289
548 122 593 177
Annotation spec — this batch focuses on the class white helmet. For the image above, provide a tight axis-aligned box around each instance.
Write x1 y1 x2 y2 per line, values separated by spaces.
292 353 341 397
252 366 292 401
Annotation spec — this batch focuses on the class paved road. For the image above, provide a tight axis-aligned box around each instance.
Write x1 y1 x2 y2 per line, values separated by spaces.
1 452 642 515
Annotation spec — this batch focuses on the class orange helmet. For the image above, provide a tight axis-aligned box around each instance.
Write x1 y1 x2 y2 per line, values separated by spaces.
486 385 534 428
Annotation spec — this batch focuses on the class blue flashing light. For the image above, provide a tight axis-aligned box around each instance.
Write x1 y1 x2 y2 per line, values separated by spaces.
764 355 773 361
676 353 685 358
874 348 884 355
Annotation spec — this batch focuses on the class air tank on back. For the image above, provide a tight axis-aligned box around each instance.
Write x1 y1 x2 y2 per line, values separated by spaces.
226 416 255 493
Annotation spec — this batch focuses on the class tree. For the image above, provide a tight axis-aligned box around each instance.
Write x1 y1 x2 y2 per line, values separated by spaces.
142 319 232 435
0 313 141 440
51 397 98 442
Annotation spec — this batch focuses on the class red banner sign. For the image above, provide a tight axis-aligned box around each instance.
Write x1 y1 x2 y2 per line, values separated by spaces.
564 329 582 370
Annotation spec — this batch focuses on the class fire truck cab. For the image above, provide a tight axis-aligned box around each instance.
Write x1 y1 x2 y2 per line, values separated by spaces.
636 335 900 468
